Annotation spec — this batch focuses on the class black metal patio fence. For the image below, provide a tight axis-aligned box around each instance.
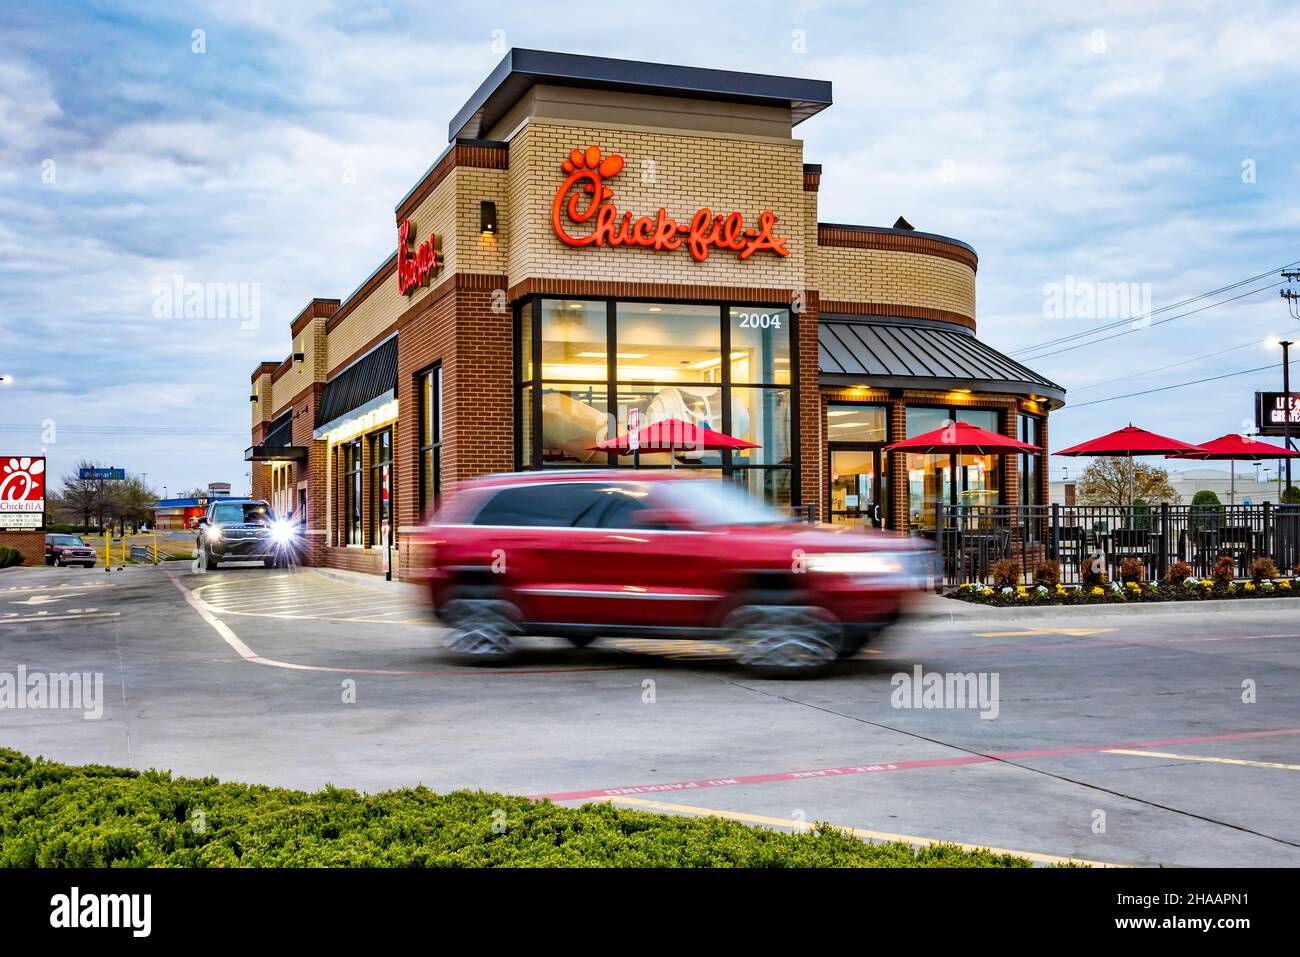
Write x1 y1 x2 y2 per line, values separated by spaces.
937 503 1300 587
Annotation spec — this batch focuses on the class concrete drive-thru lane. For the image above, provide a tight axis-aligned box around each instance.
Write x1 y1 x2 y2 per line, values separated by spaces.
1 562 1299 866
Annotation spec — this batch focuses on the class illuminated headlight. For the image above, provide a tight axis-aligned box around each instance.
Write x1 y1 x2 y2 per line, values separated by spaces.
805 552 905 576
204 525 222 542
270 520 296 547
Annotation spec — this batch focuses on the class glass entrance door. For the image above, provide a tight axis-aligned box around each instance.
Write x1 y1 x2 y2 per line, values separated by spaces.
829 448 888 528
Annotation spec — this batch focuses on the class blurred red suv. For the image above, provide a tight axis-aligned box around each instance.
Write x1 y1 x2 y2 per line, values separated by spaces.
422 471 930 675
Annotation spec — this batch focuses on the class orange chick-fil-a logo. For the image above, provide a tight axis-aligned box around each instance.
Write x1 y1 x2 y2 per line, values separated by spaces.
397 218 442 295
550 145 790 263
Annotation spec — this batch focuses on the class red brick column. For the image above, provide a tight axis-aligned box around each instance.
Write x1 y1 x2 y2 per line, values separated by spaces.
449 276 514 483
889 397 908 531
796 291 821 513
1003 402 1020 509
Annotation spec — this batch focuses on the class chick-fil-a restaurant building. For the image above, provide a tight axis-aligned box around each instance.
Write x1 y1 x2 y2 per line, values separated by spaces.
248 49 1064 580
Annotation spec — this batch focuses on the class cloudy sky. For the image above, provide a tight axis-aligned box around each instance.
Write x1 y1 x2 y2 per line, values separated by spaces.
2 0 1298 496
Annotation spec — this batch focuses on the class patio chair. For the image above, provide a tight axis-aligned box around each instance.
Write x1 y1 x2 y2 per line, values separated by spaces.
1217 526 1254 575
1054 525 1089 567
1108 527 1154 578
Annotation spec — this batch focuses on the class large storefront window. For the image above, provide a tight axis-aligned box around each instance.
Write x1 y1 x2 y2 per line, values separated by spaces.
827 403 889 528
341 439 362 545
518 298 797 504
1018 413 1041 507
905 406 1003 531
418 365 442 519
369 429 391 547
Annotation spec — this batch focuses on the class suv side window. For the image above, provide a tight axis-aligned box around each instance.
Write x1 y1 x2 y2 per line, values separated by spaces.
472 483 609 527
592 488 654 529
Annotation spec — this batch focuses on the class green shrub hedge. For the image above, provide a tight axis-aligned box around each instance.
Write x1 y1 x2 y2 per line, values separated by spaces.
0 546 23 568
0 749 1034 868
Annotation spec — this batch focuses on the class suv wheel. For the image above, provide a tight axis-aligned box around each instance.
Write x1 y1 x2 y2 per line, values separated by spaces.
726 604 841 676
440 598 521 662
200 547 217 573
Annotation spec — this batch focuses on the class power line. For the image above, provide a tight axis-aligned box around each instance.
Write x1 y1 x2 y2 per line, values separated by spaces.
1016 282 1284 363
0 425 245 435
1060 357 1295 410
1010 261 1300 356
1067 337 1270 393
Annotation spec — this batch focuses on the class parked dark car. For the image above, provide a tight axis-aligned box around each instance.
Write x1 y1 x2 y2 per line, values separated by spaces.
420 471 930 675
45 534 97 568
196 498 296 570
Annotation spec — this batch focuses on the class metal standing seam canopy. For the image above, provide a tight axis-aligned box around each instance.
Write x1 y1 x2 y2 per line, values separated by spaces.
818 317 1066 407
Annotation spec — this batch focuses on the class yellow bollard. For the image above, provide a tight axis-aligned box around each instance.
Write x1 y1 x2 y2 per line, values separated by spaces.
104 528 111 573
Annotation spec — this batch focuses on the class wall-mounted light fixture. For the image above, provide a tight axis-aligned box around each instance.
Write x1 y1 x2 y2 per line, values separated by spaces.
249 394 258 402
293 352 305 362
480 200 498 235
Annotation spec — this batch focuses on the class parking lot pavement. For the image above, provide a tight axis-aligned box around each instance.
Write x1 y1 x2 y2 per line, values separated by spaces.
2 561 1299 866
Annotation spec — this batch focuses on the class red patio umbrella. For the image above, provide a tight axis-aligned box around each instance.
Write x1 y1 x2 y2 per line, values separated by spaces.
885 420 1041 455
1165 433 1300 505
588 416 758 467
1056 424 1204 507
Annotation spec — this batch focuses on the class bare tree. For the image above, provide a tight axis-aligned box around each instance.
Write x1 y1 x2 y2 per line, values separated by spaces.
58 461 113 530
1077 459 1180 506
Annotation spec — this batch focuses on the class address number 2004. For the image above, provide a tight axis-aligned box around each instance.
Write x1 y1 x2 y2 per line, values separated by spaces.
737 313 783 329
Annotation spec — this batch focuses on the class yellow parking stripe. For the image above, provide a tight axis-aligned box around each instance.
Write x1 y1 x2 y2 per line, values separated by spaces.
1104 749 1300 771
594 795 1120 867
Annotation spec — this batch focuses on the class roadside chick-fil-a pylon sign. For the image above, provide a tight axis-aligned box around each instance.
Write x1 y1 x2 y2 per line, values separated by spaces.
0 456 45 530
397 218 442 295
551 145 790 263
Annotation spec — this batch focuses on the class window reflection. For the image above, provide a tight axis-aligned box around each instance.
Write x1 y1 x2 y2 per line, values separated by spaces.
615 303 721 382
728 307 790 384
729 388 792 466
540 300 606 381
541 382 610 465
827 404 887 442
614 385 724 466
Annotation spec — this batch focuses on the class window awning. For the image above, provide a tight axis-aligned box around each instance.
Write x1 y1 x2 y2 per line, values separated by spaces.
245 445 307 463
264 410 293 447
315 336 398 432
818 316 1066 408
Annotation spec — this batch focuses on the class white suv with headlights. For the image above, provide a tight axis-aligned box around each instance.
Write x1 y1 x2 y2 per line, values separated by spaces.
196 498 296 570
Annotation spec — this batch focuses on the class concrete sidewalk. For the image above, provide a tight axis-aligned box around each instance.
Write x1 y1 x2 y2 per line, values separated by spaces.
911 591 1300 622
309 564 428 599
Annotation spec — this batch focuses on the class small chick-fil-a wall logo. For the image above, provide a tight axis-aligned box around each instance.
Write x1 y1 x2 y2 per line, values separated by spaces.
550 145 791 263
396 218 442 295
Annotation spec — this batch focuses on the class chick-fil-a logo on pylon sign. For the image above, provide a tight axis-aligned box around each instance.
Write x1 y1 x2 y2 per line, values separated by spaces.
396 218 442 295
551 145 791 263
0 456 45 529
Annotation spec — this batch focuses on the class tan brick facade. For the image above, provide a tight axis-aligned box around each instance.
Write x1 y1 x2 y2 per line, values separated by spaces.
247 55 1058 580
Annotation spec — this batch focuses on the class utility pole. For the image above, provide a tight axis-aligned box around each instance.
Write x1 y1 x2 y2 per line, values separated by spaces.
1280 270 1300 499
1282 340 1294 495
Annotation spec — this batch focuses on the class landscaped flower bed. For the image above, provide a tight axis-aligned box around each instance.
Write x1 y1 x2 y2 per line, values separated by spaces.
948 556 1300 606
950 577 1298 607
